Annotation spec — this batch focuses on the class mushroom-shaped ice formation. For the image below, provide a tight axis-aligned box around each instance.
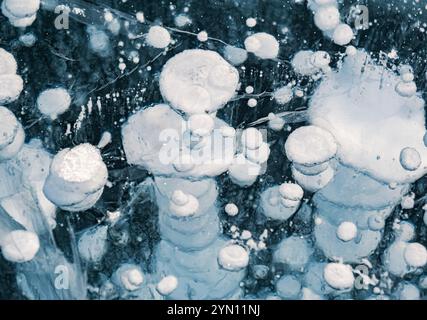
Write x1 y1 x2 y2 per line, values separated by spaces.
285 125 337 192
37 88 72 120
244 32 280 60
287 49 427 264
122 104 236 178
112 264 144 292
159 49 239 115
1 0 40 27
309 52 427 184
0 106 25 160
228 128 270 187
122 98 248 298
153 176 247 299
261 182 304 221
43 143 108 212
1 230 40 263
146 26 171 49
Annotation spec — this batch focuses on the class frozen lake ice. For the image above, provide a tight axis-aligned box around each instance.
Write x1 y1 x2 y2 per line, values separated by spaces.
0 0 427 301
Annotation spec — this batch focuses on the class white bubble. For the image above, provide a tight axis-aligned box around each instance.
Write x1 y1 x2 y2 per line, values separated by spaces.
336 222 357 242
37 87 71 120
323 263 354 290
225 203 239 216
246 17 257 28
197 31 208 42
146 26 171 48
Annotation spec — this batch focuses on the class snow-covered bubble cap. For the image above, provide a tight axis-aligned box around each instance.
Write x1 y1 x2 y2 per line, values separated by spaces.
323 263 354 290
285 125 337 165
314 6 340 31
0 48 17 75
1 230 40 263
244 32 279 60
157 275 178 296
0 106 25 160
218 244 249 271
188 114 215 137
146 25 171 49
0 74 23 104
44 144 108 211
51 143 108 190
404 243 427 268
37 87 71 120
241 128 264 150
279 182 304 201
160 49 239 115
169 190 199 217
2 0 40 18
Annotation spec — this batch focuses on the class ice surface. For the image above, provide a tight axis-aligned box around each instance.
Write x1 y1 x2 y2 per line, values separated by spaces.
0 0 426 301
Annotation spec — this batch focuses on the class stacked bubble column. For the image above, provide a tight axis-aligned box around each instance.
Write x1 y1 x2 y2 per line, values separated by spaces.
154 177 246 299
